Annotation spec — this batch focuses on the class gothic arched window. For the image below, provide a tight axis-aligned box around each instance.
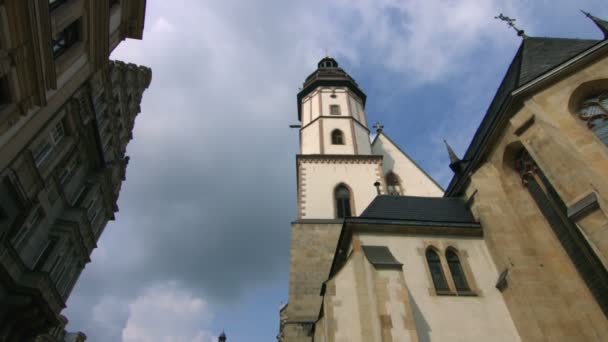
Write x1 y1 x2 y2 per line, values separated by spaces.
335 184 351 218
426 248 449 293
331 129 344 145
446 249 470 292
386 172 401 196
577 93 608 146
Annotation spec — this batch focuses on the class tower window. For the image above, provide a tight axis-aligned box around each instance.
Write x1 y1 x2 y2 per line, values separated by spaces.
426 248 450 293
330 104 341 115
331 129 344 145
446 249 470 292
577 92 608 146
386 172 402 196
52 20 80 58
335 184 352 218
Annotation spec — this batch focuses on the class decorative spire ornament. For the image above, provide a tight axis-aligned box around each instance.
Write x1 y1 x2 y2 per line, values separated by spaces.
373 122 384 133
495 13 526 37
581 10 608 39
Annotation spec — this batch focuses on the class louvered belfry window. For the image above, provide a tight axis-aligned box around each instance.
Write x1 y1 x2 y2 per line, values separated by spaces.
335 185 351 218
578 93 608 146
516 149 608 317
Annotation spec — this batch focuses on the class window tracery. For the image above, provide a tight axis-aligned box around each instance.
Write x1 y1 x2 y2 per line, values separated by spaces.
577 93 608 146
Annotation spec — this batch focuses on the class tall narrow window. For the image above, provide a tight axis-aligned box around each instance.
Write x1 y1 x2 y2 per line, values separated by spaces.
32 121 66 167
516 149 608 316
426 248 449 293
335 185 351 218
330 104 341 115
577 93 608 146
33 237 58 271
52 20 80 58
386 172 401 196
331 129 344 145
446 249 470 292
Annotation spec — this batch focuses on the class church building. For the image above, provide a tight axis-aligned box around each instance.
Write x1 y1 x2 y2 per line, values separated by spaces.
279 12 608 342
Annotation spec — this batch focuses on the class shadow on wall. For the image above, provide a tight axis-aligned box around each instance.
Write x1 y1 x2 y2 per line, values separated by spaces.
410 293 431 342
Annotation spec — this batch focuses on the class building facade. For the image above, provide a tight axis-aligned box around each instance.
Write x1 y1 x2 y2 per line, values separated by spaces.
0 0 150 340
281 12 608 342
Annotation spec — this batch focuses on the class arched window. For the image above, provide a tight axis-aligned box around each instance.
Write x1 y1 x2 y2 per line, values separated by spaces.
331 129 344 145
577 93 608 146
335 185 351 218
386 172 401 196
426 248 449 292
446 249 470 292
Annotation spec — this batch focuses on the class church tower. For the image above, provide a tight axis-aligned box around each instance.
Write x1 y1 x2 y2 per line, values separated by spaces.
280 57 443 341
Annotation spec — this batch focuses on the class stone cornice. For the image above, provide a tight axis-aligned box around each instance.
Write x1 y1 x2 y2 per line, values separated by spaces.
297 154 382 165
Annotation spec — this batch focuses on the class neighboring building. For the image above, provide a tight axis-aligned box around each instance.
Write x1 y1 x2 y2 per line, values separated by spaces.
0 0 150 340
280 12 608 342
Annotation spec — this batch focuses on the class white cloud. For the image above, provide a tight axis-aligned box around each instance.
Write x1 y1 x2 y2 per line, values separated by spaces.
122 282 215 342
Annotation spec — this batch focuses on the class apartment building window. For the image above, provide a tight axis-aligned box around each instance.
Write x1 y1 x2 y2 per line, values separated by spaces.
52 20 80 58
0 75 11 107
58 155 81 185
12 207 42 248
49 0 68 11
32 121 66 167
33 237 58 271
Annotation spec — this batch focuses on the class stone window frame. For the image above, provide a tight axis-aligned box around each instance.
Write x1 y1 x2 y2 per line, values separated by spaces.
333 182 355 218
419 242 481 297
568 79 608 148
331 129 344 145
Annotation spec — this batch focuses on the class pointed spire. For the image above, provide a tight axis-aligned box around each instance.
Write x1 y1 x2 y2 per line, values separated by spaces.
443 139 465 174
581 10 608 39
443 139 460 164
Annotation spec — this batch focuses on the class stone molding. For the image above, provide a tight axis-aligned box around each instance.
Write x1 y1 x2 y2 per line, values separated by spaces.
297 154 382 165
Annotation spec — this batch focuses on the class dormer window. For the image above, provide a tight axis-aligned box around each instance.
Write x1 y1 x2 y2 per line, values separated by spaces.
330 104 341 115
52 20 80 59
331 129 344 145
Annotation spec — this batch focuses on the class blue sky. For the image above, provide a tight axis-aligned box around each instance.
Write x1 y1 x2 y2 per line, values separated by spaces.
64 1 607 341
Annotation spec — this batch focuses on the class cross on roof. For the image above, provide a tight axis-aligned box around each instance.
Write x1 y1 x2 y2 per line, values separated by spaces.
495 13 526 37
373 122 384 133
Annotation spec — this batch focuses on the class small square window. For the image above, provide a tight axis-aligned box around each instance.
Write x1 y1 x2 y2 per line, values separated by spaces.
330 104 341 116
52 20 80 59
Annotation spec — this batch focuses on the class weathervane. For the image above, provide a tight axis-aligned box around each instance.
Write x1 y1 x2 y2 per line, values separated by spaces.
495 13 525 37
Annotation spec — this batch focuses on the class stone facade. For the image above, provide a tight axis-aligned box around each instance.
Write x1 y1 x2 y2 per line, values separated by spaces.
282 15 608 342
0 0 149 340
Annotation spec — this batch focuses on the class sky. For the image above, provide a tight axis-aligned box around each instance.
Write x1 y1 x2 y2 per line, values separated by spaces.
64 1 607 341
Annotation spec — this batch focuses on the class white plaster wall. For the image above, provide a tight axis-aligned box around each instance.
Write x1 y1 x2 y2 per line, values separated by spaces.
354 123 372 154
300 160 380 219
320 88 350 118
331 256 364 342
323 118 355 155
359 233 522 342
301 97 312 126
301 120 320 154
372 133 443 197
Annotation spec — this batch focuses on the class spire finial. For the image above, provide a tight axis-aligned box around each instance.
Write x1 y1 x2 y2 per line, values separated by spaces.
495 13 526 37
443 139 460 165
373 122 384 133
580 10 608 39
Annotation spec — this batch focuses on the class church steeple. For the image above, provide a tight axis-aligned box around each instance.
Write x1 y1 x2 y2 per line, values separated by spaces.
296 57 372 155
